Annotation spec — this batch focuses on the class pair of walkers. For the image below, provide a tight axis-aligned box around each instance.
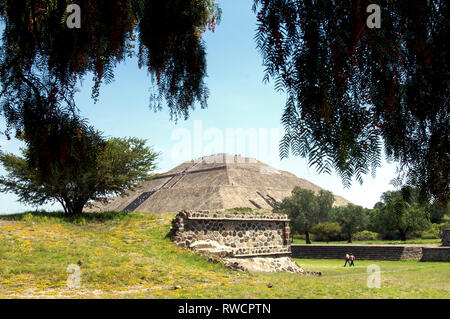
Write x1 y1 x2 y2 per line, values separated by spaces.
344 253 355 267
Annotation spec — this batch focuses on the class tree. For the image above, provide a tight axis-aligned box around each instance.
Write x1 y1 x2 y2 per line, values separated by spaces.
429 202 449 224
379 185 447 224
373 202 384 209
273 187 322 244
372 197 430 241
311 222 341 243
380 186 419 205
0 114 158 214
330 204 367 243
0 1 219 191
253 0 449 205
317 189 334 222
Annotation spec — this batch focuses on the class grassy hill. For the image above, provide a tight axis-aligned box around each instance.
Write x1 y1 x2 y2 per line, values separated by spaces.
0 212 448 299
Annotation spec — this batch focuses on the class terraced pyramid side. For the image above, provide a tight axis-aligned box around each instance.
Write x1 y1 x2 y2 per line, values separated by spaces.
86 153 351 213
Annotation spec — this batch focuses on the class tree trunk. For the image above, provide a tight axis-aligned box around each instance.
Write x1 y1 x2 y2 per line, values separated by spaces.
64 198 87 215
72 201 86 215
347 233 352 243
400 231 407 241
57 198 68 214
305 231 311 244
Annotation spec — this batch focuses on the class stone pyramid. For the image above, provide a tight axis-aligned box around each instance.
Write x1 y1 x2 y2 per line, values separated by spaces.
88 153 351 213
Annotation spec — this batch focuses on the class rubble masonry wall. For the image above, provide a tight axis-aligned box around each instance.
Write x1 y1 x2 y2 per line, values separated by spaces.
170 210 291 257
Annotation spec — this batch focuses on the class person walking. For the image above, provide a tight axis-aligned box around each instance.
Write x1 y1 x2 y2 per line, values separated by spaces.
349 253 355 267
344 253 350 267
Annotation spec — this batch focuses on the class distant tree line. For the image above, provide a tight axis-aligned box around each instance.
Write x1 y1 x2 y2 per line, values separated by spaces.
274 186 448 243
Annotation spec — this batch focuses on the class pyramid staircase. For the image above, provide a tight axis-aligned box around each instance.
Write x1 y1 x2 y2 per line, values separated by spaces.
257 191 275 208
123 160 202 212
248 199 262 209
123 191 156 213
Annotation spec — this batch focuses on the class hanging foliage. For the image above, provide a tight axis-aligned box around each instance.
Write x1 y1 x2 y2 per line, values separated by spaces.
0 0 221 131
253 0 449 205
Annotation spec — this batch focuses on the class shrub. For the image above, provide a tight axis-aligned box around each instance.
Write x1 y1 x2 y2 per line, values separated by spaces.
21 212 35 222
354 230 380 241
311 222 342 243
421 223 445 239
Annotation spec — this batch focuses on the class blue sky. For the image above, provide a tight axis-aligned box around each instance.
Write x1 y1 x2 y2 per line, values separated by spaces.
0 0 399 213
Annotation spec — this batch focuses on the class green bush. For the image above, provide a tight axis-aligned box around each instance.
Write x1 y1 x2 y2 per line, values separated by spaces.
354 230 380 241
421 230 438 239
311 222 342 242
421 223 445 239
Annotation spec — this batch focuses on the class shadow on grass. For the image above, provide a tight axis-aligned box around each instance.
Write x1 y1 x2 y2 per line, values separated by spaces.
0 210 130 224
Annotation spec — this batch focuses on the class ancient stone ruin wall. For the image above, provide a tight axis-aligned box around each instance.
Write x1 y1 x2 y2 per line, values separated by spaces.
291 244 450 262
170 210 291 257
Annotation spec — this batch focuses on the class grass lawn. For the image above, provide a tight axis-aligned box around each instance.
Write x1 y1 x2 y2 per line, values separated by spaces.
0 212 448 299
